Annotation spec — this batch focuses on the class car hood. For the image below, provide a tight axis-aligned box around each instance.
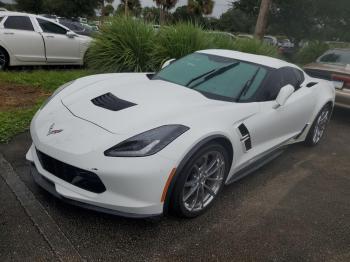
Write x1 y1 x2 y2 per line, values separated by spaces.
60 73 233 134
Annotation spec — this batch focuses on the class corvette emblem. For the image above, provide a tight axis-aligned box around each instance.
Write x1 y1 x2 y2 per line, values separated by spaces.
47 123 63 136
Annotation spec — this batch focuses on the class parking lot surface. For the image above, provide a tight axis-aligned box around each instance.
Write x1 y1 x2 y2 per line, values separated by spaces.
0 107 349 261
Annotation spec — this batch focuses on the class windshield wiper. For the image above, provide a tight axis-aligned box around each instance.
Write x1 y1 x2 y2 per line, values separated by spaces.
186 62 240 88
236 67 261 102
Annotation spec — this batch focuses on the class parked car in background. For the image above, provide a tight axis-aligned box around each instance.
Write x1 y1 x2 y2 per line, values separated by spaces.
278 38 295 49
0 8 8 12
304 49 350 108
58 18 94 36
0 12 92 70
236 33 254 39
263 35 278 46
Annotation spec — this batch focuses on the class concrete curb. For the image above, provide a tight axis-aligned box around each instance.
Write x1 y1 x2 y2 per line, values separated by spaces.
0 153 84 262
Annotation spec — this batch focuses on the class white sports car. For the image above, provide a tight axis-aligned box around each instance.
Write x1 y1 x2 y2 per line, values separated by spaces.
26 50 335 218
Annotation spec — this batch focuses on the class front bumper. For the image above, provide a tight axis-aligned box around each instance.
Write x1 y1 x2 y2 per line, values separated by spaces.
26 144 176 218
29 163 155 218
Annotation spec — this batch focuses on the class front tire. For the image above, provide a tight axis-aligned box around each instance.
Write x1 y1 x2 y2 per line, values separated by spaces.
0 47 8 70
170 142 230 218
304 104 332 146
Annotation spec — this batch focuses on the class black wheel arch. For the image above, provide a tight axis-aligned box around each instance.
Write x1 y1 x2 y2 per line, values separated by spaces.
163 134 234 215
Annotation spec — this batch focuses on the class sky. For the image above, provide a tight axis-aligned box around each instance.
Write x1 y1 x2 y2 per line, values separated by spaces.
2 0 233 18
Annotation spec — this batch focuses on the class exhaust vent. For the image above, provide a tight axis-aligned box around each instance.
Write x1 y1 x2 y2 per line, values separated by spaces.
91 92 136 111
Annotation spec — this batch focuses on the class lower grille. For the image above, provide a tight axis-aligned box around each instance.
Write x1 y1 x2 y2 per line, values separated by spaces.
36 149 106 193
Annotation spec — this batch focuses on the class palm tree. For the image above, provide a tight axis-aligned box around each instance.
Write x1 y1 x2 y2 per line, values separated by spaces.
117 0 141 16
187 0 214 16
153 0 178 24
254 0 272 39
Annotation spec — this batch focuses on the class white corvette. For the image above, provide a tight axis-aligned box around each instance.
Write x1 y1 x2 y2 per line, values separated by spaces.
26 50 335 218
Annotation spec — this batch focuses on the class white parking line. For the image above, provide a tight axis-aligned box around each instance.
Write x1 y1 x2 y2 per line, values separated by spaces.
0 153 84 262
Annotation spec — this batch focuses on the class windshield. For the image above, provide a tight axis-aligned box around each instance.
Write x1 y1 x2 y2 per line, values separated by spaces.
153 53 269 102
318 50 350 65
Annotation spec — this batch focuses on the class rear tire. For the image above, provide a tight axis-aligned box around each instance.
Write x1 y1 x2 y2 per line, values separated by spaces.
304 104 332 146
0 47 9 70
170 142 230 218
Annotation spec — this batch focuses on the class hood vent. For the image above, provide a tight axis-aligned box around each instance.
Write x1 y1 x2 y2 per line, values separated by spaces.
91 92 136 111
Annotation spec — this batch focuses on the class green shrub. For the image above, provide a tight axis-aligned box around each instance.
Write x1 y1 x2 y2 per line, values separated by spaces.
87 19 280 72
295 41 330 65
153 23 212 68
208 33 236 50
86 16 156 72
229 38 279 58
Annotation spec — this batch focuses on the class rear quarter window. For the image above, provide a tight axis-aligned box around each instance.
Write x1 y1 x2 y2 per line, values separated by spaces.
4 16 34 31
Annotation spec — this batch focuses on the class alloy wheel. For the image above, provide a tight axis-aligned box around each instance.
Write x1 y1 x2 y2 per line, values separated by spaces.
313 107 330 144
182 151 226 212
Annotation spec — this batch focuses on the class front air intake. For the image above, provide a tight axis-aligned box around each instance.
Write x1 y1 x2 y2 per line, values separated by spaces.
36 149 106 193
91 92 136 111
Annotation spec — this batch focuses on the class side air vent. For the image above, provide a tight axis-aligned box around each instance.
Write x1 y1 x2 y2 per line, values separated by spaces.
238 123 249 137
238 123 252 152
91 92 136 111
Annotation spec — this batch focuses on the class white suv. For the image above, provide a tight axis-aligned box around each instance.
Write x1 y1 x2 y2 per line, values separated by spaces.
0 12 92 69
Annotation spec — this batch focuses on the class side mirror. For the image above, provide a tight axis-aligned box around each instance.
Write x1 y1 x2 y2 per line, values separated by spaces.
66 31 76 38
161 58 176 69
275 84 295 108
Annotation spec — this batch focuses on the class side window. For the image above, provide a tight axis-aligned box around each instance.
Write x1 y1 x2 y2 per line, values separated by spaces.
0 17 4 23
280 67 299 89
292 69 305 89
4 16 34 31
37 18 67 35
255 69 284 101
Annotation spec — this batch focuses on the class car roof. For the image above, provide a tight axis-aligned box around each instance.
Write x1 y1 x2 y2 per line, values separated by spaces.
0 11 71 31
198 49 299 70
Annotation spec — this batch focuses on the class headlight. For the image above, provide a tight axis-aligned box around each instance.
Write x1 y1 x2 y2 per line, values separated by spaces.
41 81 75 109
104 125 189 157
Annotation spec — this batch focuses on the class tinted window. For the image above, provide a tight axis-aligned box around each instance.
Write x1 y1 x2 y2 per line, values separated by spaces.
153 53 269 102
0 17 4 23
59 20 84 31
255 69 284 101
4 16 34 31
292 68 305 88
281 67 299 88
37 18 67 34
318 50 350 65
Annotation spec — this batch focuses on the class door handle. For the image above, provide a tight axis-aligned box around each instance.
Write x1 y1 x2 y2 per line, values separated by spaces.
46 35 55 38
4 32 14 35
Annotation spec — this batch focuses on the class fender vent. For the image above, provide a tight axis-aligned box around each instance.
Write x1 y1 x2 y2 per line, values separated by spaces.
91 92 136 111
238 123 252 152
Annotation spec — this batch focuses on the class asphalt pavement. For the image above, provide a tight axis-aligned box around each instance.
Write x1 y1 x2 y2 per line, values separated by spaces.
0 107 349 261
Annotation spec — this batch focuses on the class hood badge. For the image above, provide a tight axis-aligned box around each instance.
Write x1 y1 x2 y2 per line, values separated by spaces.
47 123 63 136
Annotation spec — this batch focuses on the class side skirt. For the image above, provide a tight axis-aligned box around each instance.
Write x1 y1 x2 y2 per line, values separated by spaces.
226 147 286 185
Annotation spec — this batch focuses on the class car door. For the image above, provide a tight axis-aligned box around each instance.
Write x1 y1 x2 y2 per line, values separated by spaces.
36 18 81 63
0 15 45 62
237 67 316 165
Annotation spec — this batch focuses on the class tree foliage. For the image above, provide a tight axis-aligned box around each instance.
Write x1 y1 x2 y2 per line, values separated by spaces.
216 7 254 33
233 0 350 42
116 0 141 17
188 0 214 16
15 0 102 17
